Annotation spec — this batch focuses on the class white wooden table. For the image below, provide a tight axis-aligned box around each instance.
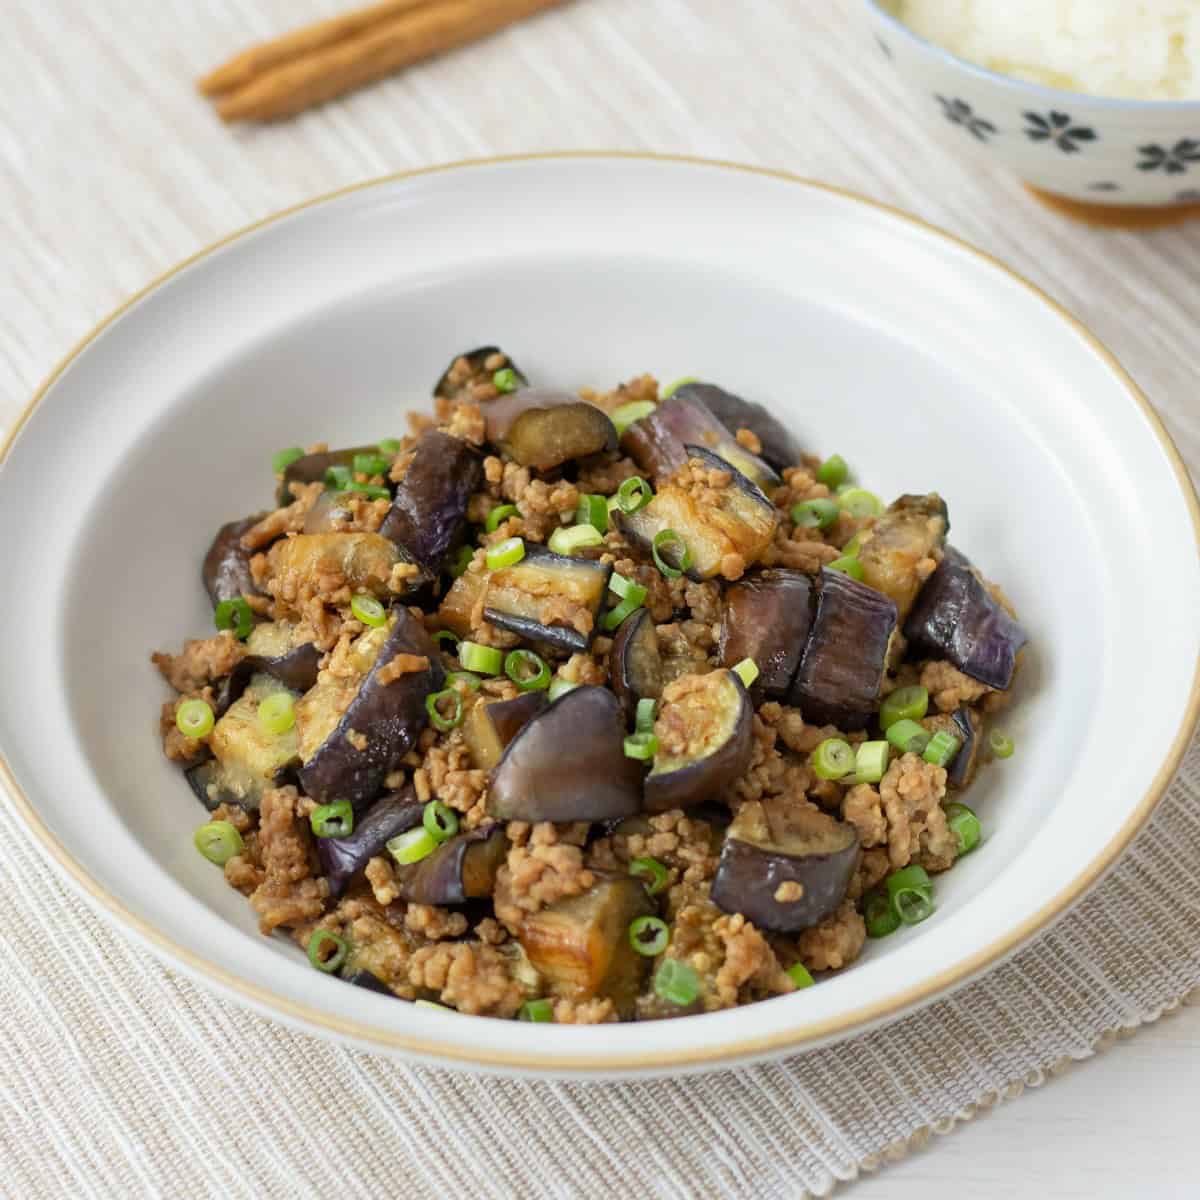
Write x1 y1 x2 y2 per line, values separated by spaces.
3 2 1199 1196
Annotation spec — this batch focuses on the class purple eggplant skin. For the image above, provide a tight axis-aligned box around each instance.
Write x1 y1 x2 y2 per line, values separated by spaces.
184 758 296 812
488 686 645 823
342 969 396 996
670 382 802 473
317 785 425 898
788 568 898 731
435 346 527 400
609 607 664 723
202 515 267 607
462 691 548 770
277 445 379 506
394 823 509 906
927 706 980 790
299 610 445 808
719 569 815 700
710 798 860 933
903 547 1028 691
378 429 481 581
215 643 322 716
482 389 576 443
644 670 754 813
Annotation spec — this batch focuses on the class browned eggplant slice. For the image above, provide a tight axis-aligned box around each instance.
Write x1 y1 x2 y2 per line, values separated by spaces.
857 493 949 620
615 445 778 582
483 389 575 442
435 346 526 400
317 785 425 897
276 445 379 506
216 633 322 715
517 874 654 1017
297 609 444 808
502 402 617 471
719 569 814 699
609 607 664 723
461 691 548 770
669 381 803 472
644 670 753 813
904 547 1028 691
483 544 612 653
710 798 859 932
394 823 509 906
267 532 399 604
788 567 898 730
621 393 779 489
202 514 267 607
488 686 644 822
436 567 487 638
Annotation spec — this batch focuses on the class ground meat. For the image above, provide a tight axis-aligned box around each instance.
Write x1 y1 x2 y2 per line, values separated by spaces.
878 752 957 872
846 846 890 901
312 897 417 996
407 942 524 1016
611 555 678 624
588 809 719 887
376 652 429 685
575 455 642 495
683 580 722 626
365 856 401 906
443 402 486 446
239 482 325 552
438 351 511 404
734 427 762 455
774 880 804 902
247 785 328 934
404 903 470 941
489 460 580 542
557 652 607 686
654 672 731 759
578 373 658 415
475 916 508 945
152 632 245 694
794 901 866 972
842 783 888 848
493 823 595 931
919 660 991 712
158 696 213 763
761 526 843 573
211 802 252 833
759 702 847 756
552 997 617 1024
413 732 487 826
224 853 263 895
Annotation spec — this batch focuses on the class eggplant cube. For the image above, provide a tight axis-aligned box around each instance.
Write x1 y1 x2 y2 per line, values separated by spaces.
317 785 425 897
462 692 548 771
857 493 948 620
669 381 802 472
267 532 399 606
719 569 814 699
202 514 266 606
609 606 664 722
394 823 509 906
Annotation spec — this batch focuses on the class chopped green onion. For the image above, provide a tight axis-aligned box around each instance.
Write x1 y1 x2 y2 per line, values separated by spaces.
194 820 243 866
272 446 305 474
731 658 759 689
945 802 982 855
387 827 437 866
879 685 929 731
787 962 815 990
447 545 475 578
350 593 387 628
886 865 932 896
844 534 866 560
611 400 657 436
923 729 962 768
661 376 697 399
352 452 390 477
423 800 459 843
630 856 670 895
989 730 1015 759
446 670 481 691
214 596 254 640
378 437 401 455
345 482 391 500
886 718 930 756
623 732 658 761
812 737 855 780
175 699 215 740
425 689 464 732
603 595 645 632
827 556 865 581
548 524 605 556
307 929 349 974
838 488 883 519
654 958 700 1006
887 864 935 926
311 801 354 839
493 367 519 393
616 476 653 514
458 641 503 675
651 528 692 578
815 454 848 489
854 740 890 784
486 504 519 533
325 464 352 490
432 629 461 651
486 536 525 571
258 691 296 736
791 498 839 530
628 915 670 957
635 697 658 734
609 572 645 600
518 998 555 1022
576 493 609 533
864 888 901 938
548 678 579 702
505 649 551 692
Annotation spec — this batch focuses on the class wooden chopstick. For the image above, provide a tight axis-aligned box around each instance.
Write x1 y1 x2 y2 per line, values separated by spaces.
200 0 567 123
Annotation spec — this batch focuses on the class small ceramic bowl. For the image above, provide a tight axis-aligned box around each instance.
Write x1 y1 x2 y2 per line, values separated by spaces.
865 0 1200 209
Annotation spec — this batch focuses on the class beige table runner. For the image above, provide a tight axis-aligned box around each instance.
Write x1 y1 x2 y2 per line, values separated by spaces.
3 2 1200 1196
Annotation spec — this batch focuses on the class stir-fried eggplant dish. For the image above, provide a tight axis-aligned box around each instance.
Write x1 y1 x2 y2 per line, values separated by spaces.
153 349 1028 1023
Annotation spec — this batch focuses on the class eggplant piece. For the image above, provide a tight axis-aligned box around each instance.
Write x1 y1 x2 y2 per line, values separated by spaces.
506 403 617 472
621 393 779 489
342 969 396 996
483 544 612 653
267 532 399 602
462 691 548 770
670 381 803 473
719 569 814 699
394 823 508 906
482 389 576 444
436 567 487 638
609 607 664 723
435 346 527 400
923 706 980 790
277 445 379 506
488 686 644 822
202 514 267 607
788 568 898 731
710 798 859 933
302 489 359 534
378 429 481 581
317 785 425 897
298 609 444 808
857 494 949 620
645 670 754 812
615 445 779 582
214 622 321 714
518 874 654 1017
904 547 1028 691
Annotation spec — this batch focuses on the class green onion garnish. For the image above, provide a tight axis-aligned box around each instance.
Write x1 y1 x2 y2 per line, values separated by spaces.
791 498 839 530
378 437 401 455
548 524 605 556
272 446 305 474
989 730 1015 759
616 476 653 514
458 641 503 675
387 827 437 866
623 732 658 761
841 532 864 557
603 595 644 632
651 528 692 578
446 670 481 691
864 888 901 939
193 820 243 866
175 699 215 740
352 452 390 477
827 556 865 581
350 593 387 628
576 493 608 533
812 737 854 780
505 649 551 692
630 856 670 895
815 454 848 489
325 464 352 490
257 692 296 736
447 545 475 578
493 367 519 393
432 629 461 651
548 678 579 702
886 865 934 926
345 482 391 500
945 802 982 855
787 962 815 990
923 729 961 768
610 572 645 600
879 685 929 731
886 718 930 756
853 740 889 784
731 658 759 689
307 929 349 974
423 800 459 844
486 536 525 571
485 504 519 533
611 399 657 436
310 800 354 839
635 697 658 734
425 689 464 732
838 488 883 519
661 376 697 399
518 998 555 1023
654 958 700 1006
214 595 254 640
628 915 670 957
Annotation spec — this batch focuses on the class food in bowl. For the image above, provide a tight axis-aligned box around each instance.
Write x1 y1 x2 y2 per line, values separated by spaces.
151 348 1028 1023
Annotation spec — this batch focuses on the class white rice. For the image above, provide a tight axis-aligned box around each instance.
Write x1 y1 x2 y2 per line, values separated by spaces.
898 1 1200 100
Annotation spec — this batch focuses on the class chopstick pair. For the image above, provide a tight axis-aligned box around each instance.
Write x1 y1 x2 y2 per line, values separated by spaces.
199 0 566 123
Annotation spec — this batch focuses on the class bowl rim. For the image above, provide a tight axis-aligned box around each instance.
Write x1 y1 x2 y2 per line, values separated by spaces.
865 0 1200 112
2 151 1198 1073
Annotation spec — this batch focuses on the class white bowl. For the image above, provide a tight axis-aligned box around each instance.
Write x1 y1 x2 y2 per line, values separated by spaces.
865 1 1200 207
0 154 1197 1078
